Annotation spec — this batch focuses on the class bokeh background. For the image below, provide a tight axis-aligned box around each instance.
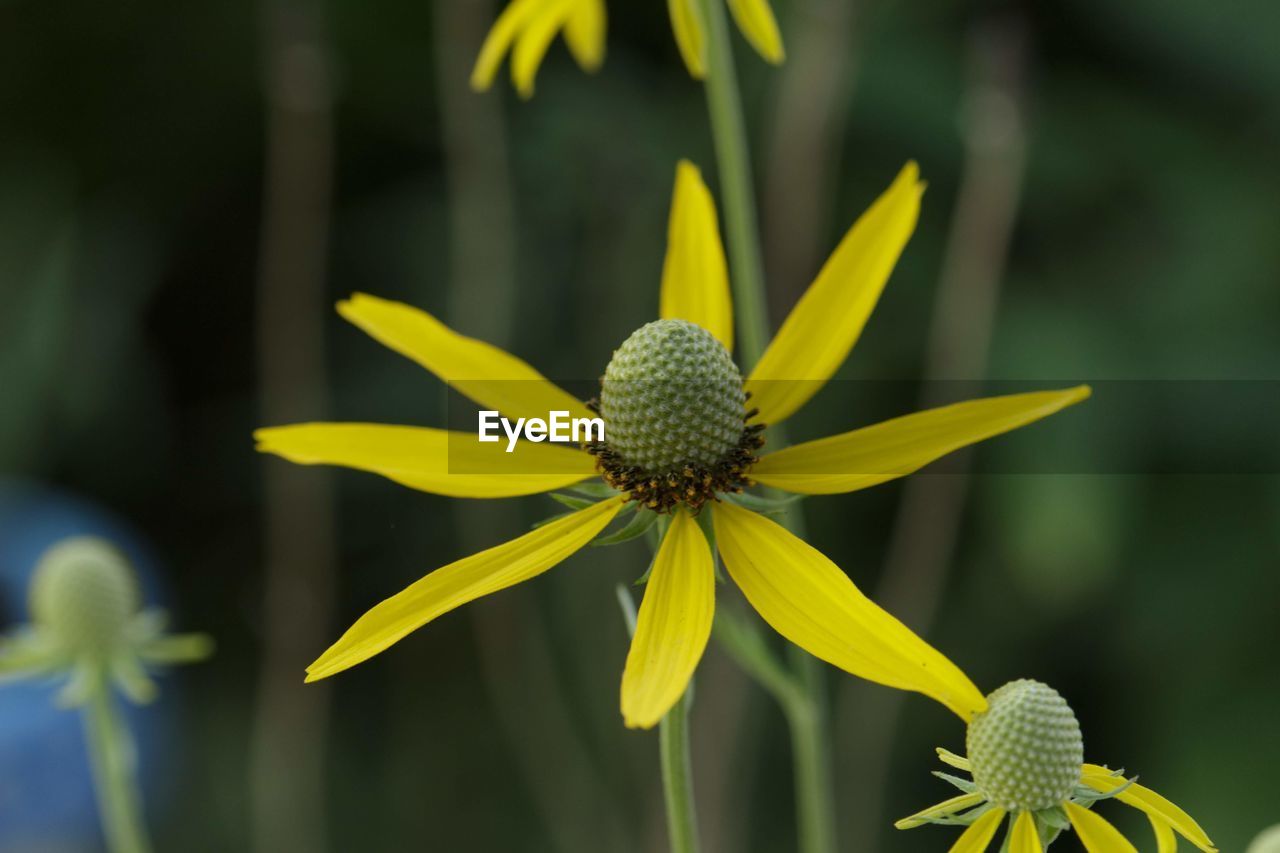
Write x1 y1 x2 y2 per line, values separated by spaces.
3 0 1278 850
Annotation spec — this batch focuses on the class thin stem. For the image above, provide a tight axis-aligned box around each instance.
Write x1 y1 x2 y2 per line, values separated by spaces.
787 650 837 853
83 674 151 853
660 688 701 853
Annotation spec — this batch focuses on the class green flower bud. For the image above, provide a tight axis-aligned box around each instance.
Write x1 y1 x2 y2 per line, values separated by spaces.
30 537 140 657
600 319 746 474
966 679 1083 812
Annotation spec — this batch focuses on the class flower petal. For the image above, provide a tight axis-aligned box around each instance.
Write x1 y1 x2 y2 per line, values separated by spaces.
744 163 923 425
563 0 606 72
1082 767 1215 852
948 808 1006 853
937 747 972 772
1065 802 1137 853
666 0 706 78
751 387 1091 494
471 0 542 91
1150 817 1177 853
894 792 985 830
726 0 784 64
337 293 593 424
620 510 715 729
306 496 624 681
660 161 733 351
711 501 986 720
511 0 575 98
255 423 596 498
1009 811 1042 852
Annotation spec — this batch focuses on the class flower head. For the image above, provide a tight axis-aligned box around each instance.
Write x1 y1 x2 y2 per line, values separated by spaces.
256 160 1090 728
897 678 1216 852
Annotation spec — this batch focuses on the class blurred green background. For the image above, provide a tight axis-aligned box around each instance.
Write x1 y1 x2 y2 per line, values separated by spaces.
2 0 1278 850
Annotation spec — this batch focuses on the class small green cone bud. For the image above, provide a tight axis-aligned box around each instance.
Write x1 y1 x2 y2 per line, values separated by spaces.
600 319 746 474
30 537 140 657
966 679 1083 812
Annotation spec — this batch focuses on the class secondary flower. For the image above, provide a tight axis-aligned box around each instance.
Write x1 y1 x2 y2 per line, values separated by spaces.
470 0 781 97
256 160 1089 729
897 679 1216 852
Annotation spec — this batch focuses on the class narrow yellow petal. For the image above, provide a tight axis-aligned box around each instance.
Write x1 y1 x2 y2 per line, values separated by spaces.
471 0 542 91
255 423 595 498
726 0 784 64
337 293 593 424
1065 801 1138 853
666 0 706 79
752 387 1091 494
947 808 1005 853
620 510 715 729
306 496 624 681
1082 768 1216 852
894 792 985 830
511 0 575 99
563 0 606 72
660 161 733 351
1150 817 1178 853
712 501 986 720
745 163 923 425
937 747 972 771
1010 811 1043 853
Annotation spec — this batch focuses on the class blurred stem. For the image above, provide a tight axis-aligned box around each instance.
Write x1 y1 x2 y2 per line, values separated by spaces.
700 2 836 851
83 674 150 853
660 690 701 853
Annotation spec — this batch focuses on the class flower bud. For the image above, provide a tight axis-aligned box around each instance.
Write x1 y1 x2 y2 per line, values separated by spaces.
30 537 140 657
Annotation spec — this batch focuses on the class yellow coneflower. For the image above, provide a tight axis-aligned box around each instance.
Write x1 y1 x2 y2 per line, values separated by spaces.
470 0 782 97
897 679 1216 852
256 160 1089 729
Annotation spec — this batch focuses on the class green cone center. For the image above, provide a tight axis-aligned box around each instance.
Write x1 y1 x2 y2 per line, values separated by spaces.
31 537 140 656
966 679 1084 812
599 319 747 475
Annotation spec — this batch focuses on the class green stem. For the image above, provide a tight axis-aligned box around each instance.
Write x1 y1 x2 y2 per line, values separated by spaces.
83 672 151 853
659 688 701 853
698 2 837 851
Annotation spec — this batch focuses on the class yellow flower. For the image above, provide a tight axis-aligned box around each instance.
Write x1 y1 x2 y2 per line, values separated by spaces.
256 160 1089 729
896 679 1217 853
470 0 782 97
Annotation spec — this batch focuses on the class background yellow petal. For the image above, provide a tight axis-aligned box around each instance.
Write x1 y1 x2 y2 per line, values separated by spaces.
1010 811 1043 852
947 808 1005 853
306 496 624 681
1150 817 1177 853
666 0 706 78
659 161 733 351
255 423 596 498
563 0 606 72
620 511 715 729
712 501 986 720
726 0 784 64
1065 802 1137 852
470 0 541 91
744 163 923 425
337 292 594 423
511 0 575 99
1082 768 1216 852
752 387 1091 494
894 792 984 830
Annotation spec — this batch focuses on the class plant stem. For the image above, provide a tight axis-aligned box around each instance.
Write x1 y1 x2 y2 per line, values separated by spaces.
660 688 702 853
698 2 838 851
83 674 151 853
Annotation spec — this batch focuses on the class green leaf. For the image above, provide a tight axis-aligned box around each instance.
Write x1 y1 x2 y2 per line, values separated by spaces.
593 507 658 546
932 771 978 794
549 493 598 511
567 481 615 499
1036 805 1069 830
721 491 804 515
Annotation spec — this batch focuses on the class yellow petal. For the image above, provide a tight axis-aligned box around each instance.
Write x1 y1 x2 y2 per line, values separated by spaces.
1010 811 1043 853
1082 767 1215 852
666 0 706 78
511 0 575 99
255 423 596 498
894 792 985 830
1065 801 1137 853
947 808 1005 853
338 293 593 424
726 0 784 64
660 161 733 351
471 0 542 91
306 496 624 681
937 747 972 772
1150 817 1178 853
620 510 715 729
744 163 923 425
751 387 1091 494
712 501 986 720
563 0 606 72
